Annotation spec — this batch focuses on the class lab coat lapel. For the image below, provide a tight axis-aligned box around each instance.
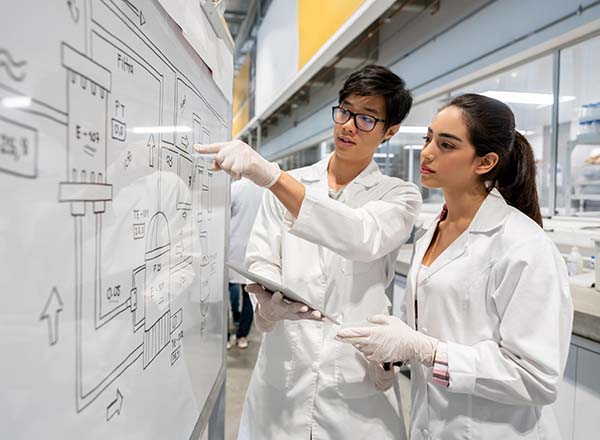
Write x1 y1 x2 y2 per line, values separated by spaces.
300 156 338 297
344 160 381 207
418 189 510 284
420 233 469 283
408 219 438 321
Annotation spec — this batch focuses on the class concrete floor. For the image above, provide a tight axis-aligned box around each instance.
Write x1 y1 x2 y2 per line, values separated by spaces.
225 327 412 440
225 328 262 440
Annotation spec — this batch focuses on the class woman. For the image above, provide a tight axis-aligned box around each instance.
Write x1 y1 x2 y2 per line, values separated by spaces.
337 94 573 439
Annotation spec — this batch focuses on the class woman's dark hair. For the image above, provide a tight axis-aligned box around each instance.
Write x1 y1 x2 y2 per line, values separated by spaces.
338 64 413 131
444 93 543 226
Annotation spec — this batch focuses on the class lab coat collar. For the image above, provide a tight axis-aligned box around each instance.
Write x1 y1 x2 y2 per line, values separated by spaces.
299 152 381 189
468 188 511 234
299 154 330 183
422 188 510 234
352 159 382 188
410 188 510 289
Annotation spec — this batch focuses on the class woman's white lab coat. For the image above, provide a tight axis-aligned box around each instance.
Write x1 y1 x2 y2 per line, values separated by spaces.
238 155 422 439
405 189 573 440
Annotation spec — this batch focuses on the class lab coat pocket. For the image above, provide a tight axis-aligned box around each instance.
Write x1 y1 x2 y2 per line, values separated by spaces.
334 340 378 399
257 324 298 391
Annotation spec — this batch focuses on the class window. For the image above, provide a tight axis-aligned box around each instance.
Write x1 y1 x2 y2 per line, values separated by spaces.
276 145 320 171
386 98 445 204
557 35 600 216
450 55 555 215
273 34 600 221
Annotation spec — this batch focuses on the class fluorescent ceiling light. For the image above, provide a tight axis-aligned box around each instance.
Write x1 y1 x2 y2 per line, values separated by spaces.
403 144 423 150
397 125 428 133
374 153 395 158
517 129 536 136
129 125 192 134
2 96 32 108
481 91 575 105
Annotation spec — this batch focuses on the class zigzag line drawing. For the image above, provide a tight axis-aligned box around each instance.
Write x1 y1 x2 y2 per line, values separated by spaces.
0 48 27 81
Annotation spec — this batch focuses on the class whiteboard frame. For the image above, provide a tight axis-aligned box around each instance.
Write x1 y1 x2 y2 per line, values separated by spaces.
184 1 232 437
190 175 230 440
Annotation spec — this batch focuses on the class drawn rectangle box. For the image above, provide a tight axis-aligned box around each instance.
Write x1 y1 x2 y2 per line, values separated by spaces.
133 222 145 240
0 115 38 178
111 118 126 141
177 154 192 210
61 43 111 91
59 182 113 202
171 309 183 331
171 345 181 365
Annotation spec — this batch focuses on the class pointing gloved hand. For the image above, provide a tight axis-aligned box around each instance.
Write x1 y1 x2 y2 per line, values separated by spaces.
194 140 281 188
367 360 400 392
335 314 439 366
245 284 323 332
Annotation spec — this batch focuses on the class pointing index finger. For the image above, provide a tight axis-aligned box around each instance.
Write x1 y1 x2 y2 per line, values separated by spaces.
194 143 223 154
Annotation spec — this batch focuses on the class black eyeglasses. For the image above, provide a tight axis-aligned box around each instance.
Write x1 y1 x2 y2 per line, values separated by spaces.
332 106 386 132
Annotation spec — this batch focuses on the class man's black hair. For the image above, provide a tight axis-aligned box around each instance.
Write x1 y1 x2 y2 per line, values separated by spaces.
338 64 413 131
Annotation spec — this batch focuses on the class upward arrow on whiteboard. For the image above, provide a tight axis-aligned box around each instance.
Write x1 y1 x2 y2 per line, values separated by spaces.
40 287 64 346
147 134 155 167
122 0 146 26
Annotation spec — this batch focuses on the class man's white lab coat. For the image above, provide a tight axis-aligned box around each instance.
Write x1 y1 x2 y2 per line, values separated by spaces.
238 155 422 439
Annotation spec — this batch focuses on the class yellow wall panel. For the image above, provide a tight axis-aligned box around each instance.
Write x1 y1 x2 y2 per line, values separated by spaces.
233 56 250 114
232 101 250 137
298 0 364 69
232 56 251 136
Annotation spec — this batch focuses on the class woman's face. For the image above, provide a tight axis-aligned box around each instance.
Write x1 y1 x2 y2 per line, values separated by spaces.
420 105 483 191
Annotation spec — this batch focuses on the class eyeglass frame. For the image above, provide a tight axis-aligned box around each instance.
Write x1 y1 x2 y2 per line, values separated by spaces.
331 105 387 132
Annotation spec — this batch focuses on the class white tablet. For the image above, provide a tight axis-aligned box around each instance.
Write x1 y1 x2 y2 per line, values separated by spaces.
227 262 340 325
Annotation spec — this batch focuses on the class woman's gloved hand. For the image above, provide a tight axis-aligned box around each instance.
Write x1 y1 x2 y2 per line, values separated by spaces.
245 284 322 332
194 140 281 188
336 314 439 366
367 360 399 392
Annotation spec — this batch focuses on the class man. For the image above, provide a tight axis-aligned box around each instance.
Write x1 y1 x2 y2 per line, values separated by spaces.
196 65 421 439
227 178 263 349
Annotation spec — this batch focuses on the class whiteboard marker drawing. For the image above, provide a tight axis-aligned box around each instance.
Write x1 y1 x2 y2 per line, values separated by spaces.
1 0 229 433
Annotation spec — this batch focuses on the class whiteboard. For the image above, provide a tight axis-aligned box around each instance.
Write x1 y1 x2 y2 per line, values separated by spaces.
0 1 231 439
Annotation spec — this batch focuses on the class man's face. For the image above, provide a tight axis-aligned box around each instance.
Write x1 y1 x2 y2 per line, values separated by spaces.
333 94 399 163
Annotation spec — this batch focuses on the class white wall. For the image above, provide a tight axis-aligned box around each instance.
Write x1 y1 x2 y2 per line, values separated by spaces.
255 0 298 116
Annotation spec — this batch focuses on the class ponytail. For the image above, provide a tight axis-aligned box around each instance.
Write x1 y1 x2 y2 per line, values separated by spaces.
495 131 542 227
444 94 543 227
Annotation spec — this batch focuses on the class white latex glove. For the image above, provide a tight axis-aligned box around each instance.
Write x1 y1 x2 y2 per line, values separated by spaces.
245 284 323 332
336 314 439 366
367 360 399 392
194 140 281 188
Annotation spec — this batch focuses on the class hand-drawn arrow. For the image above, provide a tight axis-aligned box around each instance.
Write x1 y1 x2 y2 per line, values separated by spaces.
122 0 146 26
40 287 64 346
147 134 155 167
106 389 124 421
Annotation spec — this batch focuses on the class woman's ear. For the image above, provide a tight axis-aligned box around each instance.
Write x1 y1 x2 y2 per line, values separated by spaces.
474 152 499 175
